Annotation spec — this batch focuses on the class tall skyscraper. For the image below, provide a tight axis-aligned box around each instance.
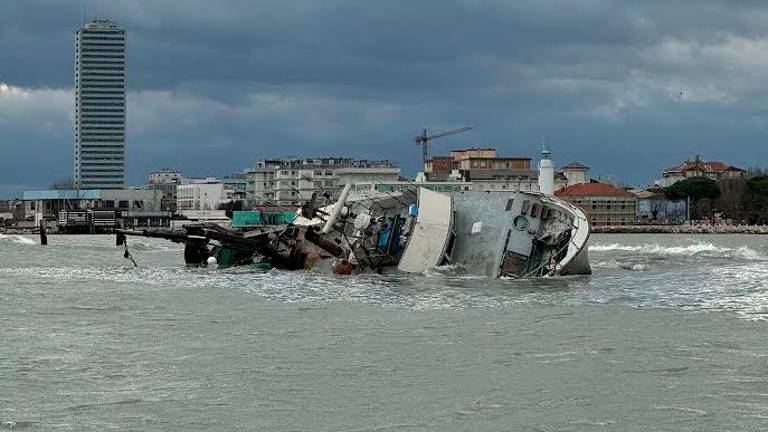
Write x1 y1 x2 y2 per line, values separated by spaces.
74 19 126 189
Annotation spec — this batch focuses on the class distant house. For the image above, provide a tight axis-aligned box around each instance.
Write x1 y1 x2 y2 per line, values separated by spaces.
555 181 637 226
659 157 745 187
560 162 590 187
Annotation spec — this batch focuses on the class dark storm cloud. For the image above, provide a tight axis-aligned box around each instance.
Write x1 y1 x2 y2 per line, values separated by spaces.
3 0 768 196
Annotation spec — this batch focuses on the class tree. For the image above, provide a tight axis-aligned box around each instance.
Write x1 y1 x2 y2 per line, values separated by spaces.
650 201 662 221
663 177 720 219
715 178 747 220
743 176 768 224
748 175 768 196
664 177 720 201
747 167 768 179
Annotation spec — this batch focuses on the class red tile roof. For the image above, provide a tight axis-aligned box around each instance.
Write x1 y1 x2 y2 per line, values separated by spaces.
664 160 741 173
555 182 634 198
682 161 728 172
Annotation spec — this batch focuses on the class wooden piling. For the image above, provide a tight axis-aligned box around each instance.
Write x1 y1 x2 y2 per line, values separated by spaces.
39 220 48 246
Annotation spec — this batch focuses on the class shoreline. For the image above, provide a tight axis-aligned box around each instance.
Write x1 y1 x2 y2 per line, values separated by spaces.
592 225 768 234
5 225 768 236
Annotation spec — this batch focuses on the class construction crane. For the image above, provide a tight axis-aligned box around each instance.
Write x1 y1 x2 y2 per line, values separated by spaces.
415 126 472 166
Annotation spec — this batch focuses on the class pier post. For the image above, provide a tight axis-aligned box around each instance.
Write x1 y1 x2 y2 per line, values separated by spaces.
39 220 48 246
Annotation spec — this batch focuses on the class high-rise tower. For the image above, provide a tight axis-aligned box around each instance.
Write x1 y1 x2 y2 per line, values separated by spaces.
74 19 126 189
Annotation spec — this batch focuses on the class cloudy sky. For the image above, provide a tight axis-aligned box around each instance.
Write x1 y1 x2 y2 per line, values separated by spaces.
2 0 768 196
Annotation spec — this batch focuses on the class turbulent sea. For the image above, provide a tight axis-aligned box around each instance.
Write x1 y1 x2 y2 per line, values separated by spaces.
1 233 768 431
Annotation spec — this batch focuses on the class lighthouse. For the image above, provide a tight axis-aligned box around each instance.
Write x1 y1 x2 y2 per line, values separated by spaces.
538 145 554 195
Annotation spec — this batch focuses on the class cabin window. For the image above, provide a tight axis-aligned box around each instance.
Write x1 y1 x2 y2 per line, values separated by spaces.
505 199 514 211
521 200 531 215
530 203 539 218
118 200 129 208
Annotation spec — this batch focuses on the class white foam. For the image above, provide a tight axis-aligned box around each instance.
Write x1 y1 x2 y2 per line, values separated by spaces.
593 260 621 269
0 234 36 245
590 242 767 260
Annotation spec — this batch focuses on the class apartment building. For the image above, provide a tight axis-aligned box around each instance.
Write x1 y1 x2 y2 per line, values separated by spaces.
146 169 183 212
245 158 400 207
176 178 226 211
74 19 126 189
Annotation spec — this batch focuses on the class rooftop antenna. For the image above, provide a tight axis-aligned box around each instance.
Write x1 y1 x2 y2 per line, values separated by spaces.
82 4 86 26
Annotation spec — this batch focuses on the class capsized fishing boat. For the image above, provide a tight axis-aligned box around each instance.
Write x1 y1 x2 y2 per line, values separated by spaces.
116 184 590 278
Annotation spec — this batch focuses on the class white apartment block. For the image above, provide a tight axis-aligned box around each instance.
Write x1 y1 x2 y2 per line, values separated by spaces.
148 169 183 185
245 158 400 207
176 178 226 211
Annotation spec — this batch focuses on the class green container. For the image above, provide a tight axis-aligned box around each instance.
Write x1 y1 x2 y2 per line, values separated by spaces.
274 211 296 224
232 210 295 227
232 211 262 228
217 247 237 268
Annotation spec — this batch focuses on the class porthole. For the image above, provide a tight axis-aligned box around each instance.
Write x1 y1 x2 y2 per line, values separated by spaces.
513 215 530 231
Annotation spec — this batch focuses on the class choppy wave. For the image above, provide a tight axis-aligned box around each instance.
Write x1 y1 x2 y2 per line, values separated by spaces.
590 242 766 260
593 260 649 271
127 240 185 252
0 234 36 245
1 234 767 320
0 264 566 311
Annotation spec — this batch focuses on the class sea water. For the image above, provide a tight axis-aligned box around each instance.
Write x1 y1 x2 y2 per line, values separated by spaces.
1 233 767 430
